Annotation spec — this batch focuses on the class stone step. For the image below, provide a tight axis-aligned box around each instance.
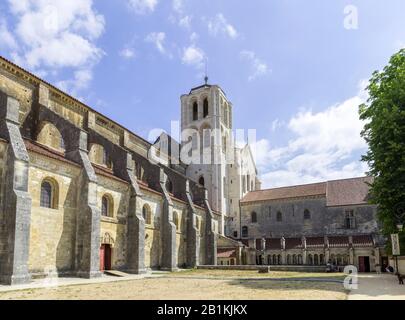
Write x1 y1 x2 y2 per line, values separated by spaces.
104 270 131 277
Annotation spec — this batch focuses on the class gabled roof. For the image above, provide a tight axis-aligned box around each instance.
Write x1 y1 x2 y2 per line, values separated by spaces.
241 176 373 207
241 182 326 203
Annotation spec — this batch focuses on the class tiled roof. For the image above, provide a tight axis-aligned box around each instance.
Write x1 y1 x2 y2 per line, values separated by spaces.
285 238 303 249
265 238 281 250
217 249 236 258
24 139 80 167
241 182 326 203
306 237 325 248
328 236 350 248
326 177 373 207
352 235 374 247
241 177 373 207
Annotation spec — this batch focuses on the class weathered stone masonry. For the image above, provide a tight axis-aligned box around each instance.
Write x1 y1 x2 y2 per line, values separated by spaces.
0 56 218 284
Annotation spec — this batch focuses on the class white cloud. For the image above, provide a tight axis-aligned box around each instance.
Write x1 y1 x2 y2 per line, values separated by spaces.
119 47 136 59
240 50 269 81
207 13 238 39
0 19 17 49
172 0 184 13
271 118 285 132
4 0 105 94
181 45 205 68
128 0 158 14
251 85 369 188
178 15 192 29
145 32 167 54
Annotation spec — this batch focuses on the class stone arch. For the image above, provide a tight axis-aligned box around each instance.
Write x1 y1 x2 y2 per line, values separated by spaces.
101 232 115 248
89 143 111 168
37 121 65 152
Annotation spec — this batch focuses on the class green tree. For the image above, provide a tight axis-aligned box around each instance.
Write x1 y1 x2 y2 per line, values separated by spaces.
360 49 405 252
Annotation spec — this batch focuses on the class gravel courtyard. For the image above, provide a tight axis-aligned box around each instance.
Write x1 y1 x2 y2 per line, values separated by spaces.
0 270 348 300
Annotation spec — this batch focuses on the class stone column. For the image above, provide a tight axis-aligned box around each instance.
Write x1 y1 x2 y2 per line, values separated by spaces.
185 180 199 268
67 130 102 279
160 169 178 271
0 92 32 285
203 190 217 265
125 153 146 274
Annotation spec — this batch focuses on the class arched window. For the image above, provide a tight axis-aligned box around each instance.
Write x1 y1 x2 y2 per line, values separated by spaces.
298 254 303 265
304 209 311 220
276 211 283 222
142 204 152 224
251 211 257 223
198 176 205 187
320 254 325 265
40 180 57 209
242 226 248 238
293 254 297 265
277 255 282 265
203 98 209 118
287 254 291 265
173 211 180 230
192 102 198 121
101 195 113 217
314 254 319 265
308 254 313 265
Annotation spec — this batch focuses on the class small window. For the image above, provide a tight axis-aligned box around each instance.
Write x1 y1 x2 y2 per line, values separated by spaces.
345 210 355 229
233 231 238 238
101 195 113 217
242 226 248 238
198 176 205 187
40 180 55 209
276 211 283 222
142 204 152 224
203 98 209 118
173 211 179 230
304 209 311 220
251 211 257 223
192 102 198 121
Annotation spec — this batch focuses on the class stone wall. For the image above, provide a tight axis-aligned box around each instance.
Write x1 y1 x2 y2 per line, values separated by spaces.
0 57 219 284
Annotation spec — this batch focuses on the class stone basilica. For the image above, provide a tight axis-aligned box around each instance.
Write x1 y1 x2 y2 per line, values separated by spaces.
0 56 385 285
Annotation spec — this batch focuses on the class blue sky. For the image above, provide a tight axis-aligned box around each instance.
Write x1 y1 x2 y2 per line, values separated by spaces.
1 0 405 188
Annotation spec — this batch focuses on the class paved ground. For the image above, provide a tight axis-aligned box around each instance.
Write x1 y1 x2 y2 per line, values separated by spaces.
0 270 347 300
1 271 403 300
348 273 405 300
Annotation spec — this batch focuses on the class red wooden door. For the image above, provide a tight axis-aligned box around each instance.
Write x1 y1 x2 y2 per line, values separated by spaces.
358 256 365 272
105 245 112 270
100 244 105 271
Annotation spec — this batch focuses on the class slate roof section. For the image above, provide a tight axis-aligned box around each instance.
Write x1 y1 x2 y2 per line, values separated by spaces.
285 238 302 249
265 238 281 250
241 177 373 207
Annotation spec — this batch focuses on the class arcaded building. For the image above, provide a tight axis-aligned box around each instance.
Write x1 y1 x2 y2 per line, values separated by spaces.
239 177 387 272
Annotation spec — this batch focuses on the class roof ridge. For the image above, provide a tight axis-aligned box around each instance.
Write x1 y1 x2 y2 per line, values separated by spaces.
249 181 326 193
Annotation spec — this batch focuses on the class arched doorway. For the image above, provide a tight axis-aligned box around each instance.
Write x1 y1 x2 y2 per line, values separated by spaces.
100 233 114 271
